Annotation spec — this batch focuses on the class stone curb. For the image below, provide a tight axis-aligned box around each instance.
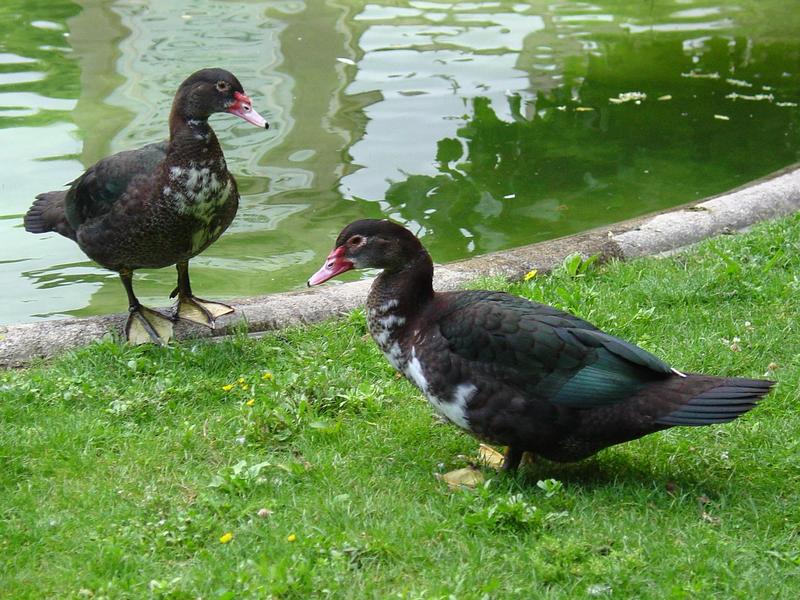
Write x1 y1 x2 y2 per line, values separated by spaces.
2 164 799 368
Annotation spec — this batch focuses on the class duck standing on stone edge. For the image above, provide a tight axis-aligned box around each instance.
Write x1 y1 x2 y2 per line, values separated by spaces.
24 68 268 345
308 219 774 470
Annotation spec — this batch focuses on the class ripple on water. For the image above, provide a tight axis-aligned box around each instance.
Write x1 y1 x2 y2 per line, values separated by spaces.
2 0 799 325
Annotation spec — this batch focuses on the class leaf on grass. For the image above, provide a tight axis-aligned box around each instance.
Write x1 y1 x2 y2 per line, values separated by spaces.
248 461 273 478
478 444 505 470
436 466 484 490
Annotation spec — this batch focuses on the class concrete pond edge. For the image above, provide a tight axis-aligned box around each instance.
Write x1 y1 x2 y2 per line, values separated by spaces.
3 164 800 368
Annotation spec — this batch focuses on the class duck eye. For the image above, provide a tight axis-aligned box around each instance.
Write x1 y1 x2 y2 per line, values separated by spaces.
215 81 230 92
348 236 363 247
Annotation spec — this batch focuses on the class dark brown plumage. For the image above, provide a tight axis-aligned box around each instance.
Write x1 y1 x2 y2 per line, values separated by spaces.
309 219 774 470
24 68 269 344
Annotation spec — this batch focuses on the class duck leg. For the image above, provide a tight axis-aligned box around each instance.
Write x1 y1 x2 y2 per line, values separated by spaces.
120 269 174 345
502 446 524 471
170 261 234 328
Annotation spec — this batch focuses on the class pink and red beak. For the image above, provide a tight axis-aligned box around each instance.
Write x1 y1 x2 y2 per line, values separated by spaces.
308 246 354 286
227 91 269 128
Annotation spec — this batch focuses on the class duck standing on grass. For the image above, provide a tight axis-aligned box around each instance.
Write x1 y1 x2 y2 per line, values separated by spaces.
308 219 774 470
24 68 269 345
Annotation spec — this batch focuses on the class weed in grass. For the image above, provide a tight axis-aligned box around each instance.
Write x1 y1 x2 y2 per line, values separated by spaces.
537 478 564 498
210 459 285 496
561 252 600 278
463 488 570 532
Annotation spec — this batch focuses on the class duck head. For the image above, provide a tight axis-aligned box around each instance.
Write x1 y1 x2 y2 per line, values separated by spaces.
170 67 269 129
308 219 425 286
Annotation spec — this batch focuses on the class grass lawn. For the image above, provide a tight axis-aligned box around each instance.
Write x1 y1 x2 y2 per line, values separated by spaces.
2 214 800 599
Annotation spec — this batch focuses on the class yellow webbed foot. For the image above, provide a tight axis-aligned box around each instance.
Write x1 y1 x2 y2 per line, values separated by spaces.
125 306 175 345
174 296 234 328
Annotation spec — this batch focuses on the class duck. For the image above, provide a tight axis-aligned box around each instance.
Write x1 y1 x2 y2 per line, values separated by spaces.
24 68 269 345
308 219 774 470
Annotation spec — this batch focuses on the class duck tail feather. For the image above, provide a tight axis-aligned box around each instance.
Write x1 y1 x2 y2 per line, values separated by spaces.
656 377 774 427
24 192 76 240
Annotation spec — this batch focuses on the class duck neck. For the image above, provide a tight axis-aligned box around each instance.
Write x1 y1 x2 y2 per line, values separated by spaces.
167 111 222 164
367 250 434 355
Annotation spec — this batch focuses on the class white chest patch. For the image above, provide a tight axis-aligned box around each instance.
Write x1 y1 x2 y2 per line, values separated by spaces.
372 315 406 370
368 298 405 362
384 341 404 370
404 348 428 392
379 299 399 312
166 163 232 228
404 347 472 431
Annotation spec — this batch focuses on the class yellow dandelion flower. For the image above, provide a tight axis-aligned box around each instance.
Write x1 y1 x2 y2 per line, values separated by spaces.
523 269 538 282
219 532 233 544
237 377 245 384
262 372 273 381
287 533 297 542
246 399 255 407
222 384 234 392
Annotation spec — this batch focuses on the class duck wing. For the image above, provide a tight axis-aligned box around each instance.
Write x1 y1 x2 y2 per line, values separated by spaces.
435 291 673 409
65 141 168 227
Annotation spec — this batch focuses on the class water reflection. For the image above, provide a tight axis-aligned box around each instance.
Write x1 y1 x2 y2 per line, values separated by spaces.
1 0 798 325
341 1 800 262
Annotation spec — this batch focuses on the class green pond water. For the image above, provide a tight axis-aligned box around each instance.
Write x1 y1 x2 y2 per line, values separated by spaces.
1 0 798 325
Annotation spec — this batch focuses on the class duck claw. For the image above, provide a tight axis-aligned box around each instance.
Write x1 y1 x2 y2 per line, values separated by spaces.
174 296 234 328
125 306 175 346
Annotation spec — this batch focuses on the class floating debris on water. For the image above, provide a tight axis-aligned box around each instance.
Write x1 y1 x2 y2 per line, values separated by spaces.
657 94 672 101
714 114 730 121
726 92 774 102
726 78 753 88
609 91 647 104
682 71 720 79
